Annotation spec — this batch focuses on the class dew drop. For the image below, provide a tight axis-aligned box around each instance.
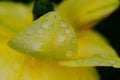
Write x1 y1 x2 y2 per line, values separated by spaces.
54 11 58 16
15 36 22 41
57 35 66 42
77 59 82 63
65 29 71 34
92 61 99 65
32 41 43 51
72 38 77 44
19 31 22 35
61 22 67 28
42 22 49 29
14 63 19 70
66 50 73 57
36 29 44 34
26 28 33 35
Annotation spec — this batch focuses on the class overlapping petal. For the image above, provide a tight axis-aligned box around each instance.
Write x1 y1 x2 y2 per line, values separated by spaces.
0 45 25 80
0 23 14 40
56 0 119 30
0 1 33 43
0 1 33 32
7 10 120 68
0 45 100 80
58 30 120 68
8 11 78 61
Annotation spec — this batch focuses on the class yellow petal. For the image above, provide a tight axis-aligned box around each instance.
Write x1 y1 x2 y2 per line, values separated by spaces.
56 0 119 30
0 1 33 32
0 24 14 40
76 30 117 58
0 36 7 45
58 30 120 68
0 45 25 80
8 11 78 61
20 57 100 80
0 44 99 80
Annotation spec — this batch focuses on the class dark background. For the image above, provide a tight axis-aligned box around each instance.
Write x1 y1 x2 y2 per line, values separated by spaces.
94 6 120 80
3 0 120 80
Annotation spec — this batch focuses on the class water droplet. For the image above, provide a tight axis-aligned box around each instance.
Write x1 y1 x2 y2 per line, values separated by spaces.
32 41 43 51
15 36 22 41
66 50 73 57
23 38 31 51
77 59 82 63
72 38 77 44
57 35 66 42
26 28 33 35
65 29 71 34
19 31 22 35
14 63 19 70
54 11 58 16
61 22 67 28
42 22 49 29
36 29 44 34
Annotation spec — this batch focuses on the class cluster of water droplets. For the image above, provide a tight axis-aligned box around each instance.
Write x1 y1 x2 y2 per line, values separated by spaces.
8 11 77 61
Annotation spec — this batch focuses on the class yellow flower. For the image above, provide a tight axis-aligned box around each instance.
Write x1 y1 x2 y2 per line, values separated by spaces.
0 1 99 80
0 0 120 80
8 11 120 68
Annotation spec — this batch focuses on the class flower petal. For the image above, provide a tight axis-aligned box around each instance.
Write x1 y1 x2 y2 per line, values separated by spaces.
0 1 33 32
56 0 119 30
58 30 120 68
0 45 25 80
0 24 14 40
8 11 78 61
20 58 100 80
0 45 99 80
